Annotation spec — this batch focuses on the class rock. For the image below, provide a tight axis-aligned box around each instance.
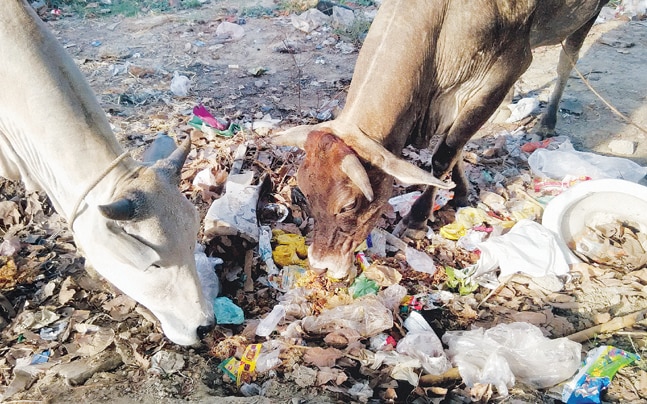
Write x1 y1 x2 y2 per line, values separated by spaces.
608 139 636 155
53 351 123 386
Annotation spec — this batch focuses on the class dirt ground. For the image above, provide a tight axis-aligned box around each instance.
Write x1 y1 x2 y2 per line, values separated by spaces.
2 1 647 403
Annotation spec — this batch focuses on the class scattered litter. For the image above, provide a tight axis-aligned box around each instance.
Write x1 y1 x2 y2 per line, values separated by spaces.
470 219 572 285
204 168 265 243
256 304 286 337
190 104 240 138
405 246 437 275
562 345 640 404
195 243 222 303
169 71 191 96
213 297 244 325
528 138 647 182
506 97 539 123
149 350 185 375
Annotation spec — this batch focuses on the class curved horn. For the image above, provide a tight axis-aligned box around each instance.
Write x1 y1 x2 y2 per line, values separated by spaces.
272 123 331 148
166 135 191 176
99 198 136 221
141 133 177 163
344 135 455 189
153 136 190 185
340 154 374 202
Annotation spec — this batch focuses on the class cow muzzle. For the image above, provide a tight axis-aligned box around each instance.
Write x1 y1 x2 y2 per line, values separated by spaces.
307 244 355 280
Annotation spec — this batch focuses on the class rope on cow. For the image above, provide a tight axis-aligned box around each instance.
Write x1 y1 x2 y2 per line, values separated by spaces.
68 150 131 231
561 42 647 136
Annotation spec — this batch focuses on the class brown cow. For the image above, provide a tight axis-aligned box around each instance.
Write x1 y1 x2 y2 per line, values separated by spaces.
274 0 610 279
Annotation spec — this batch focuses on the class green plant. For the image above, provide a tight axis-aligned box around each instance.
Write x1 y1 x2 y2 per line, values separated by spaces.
444 266 479 296
58 0 201 18
334 12 371 45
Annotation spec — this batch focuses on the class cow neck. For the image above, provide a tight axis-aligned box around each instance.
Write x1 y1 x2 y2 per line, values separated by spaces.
68 150 131 231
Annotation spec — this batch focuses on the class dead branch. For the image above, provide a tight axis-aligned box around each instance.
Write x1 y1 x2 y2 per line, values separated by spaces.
567 308 647 342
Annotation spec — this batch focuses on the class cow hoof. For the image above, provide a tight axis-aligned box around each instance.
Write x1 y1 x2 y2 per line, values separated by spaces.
403 228 427 241
531 124 555 139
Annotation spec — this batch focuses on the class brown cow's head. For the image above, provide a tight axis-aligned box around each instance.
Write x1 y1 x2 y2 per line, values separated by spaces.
274 124 454 279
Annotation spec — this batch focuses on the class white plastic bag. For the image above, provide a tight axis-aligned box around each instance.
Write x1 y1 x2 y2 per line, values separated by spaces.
528 138 647 182
442 322 582 396
397 331 452 376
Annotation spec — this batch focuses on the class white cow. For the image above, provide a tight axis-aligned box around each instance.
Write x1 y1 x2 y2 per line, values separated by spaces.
0 0 214 345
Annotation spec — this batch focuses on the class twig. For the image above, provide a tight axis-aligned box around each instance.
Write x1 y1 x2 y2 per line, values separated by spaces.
567 308 647 342
561 42 647 136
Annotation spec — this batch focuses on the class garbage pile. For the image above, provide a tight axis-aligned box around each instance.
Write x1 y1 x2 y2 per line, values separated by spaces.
1 1 647 403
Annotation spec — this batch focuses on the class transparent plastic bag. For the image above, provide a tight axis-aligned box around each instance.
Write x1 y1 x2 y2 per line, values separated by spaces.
301 295 393 337
443 322 582 396
528 139 647 182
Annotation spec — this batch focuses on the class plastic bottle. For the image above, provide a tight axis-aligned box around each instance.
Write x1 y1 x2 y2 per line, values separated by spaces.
255 304 286 337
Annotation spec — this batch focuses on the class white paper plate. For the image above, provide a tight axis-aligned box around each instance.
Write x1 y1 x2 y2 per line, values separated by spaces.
541 179 647 262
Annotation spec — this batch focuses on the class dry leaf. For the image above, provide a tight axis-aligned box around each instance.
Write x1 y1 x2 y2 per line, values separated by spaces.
303 347 343 368
316 367 348 386
59 276 77 305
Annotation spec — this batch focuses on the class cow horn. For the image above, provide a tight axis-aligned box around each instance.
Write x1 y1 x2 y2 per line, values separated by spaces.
141 133 177 163
272 123 331 148
340 154 374 202
166 135 191 175
99 198 136 221
345 136 455 189
153 135 191 185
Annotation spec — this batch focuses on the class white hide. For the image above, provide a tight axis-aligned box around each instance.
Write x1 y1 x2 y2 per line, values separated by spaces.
0 0 213 345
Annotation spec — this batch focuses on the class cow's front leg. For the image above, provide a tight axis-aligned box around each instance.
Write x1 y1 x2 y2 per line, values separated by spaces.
397 140 469 238
396 158 470 239
534 13 599 137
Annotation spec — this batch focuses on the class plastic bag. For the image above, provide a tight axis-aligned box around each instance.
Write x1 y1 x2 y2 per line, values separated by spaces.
194 244 222 304
528 138 647 182
397 330 452 375
170 71 190 96
301 295 393 337
443 322 582 396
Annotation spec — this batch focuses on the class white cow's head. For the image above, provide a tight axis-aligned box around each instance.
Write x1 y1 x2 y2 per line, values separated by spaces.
72 136 214 346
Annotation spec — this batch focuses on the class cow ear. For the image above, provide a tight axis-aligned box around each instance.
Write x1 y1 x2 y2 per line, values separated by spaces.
340 154 374 202
99 198 136 221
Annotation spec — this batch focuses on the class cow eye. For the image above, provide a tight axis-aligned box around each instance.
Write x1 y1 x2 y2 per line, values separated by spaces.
339 200 357 214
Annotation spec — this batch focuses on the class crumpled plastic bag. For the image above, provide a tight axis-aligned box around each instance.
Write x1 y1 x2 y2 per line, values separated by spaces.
528 138 647 182
301 295 393 337
203 171 262 243
506 97 539 123
471 219 573 280
397 331 452 376
572 218 647 271
442 322 582 396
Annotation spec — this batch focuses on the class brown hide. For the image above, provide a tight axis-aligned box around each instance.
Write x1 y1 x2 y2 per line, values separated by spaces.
298 131 393 278
275 0 609 278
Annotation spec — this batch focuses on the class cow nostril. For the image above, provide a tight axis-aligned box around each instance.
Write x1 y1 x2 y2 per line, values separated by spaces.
197 323 214 339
